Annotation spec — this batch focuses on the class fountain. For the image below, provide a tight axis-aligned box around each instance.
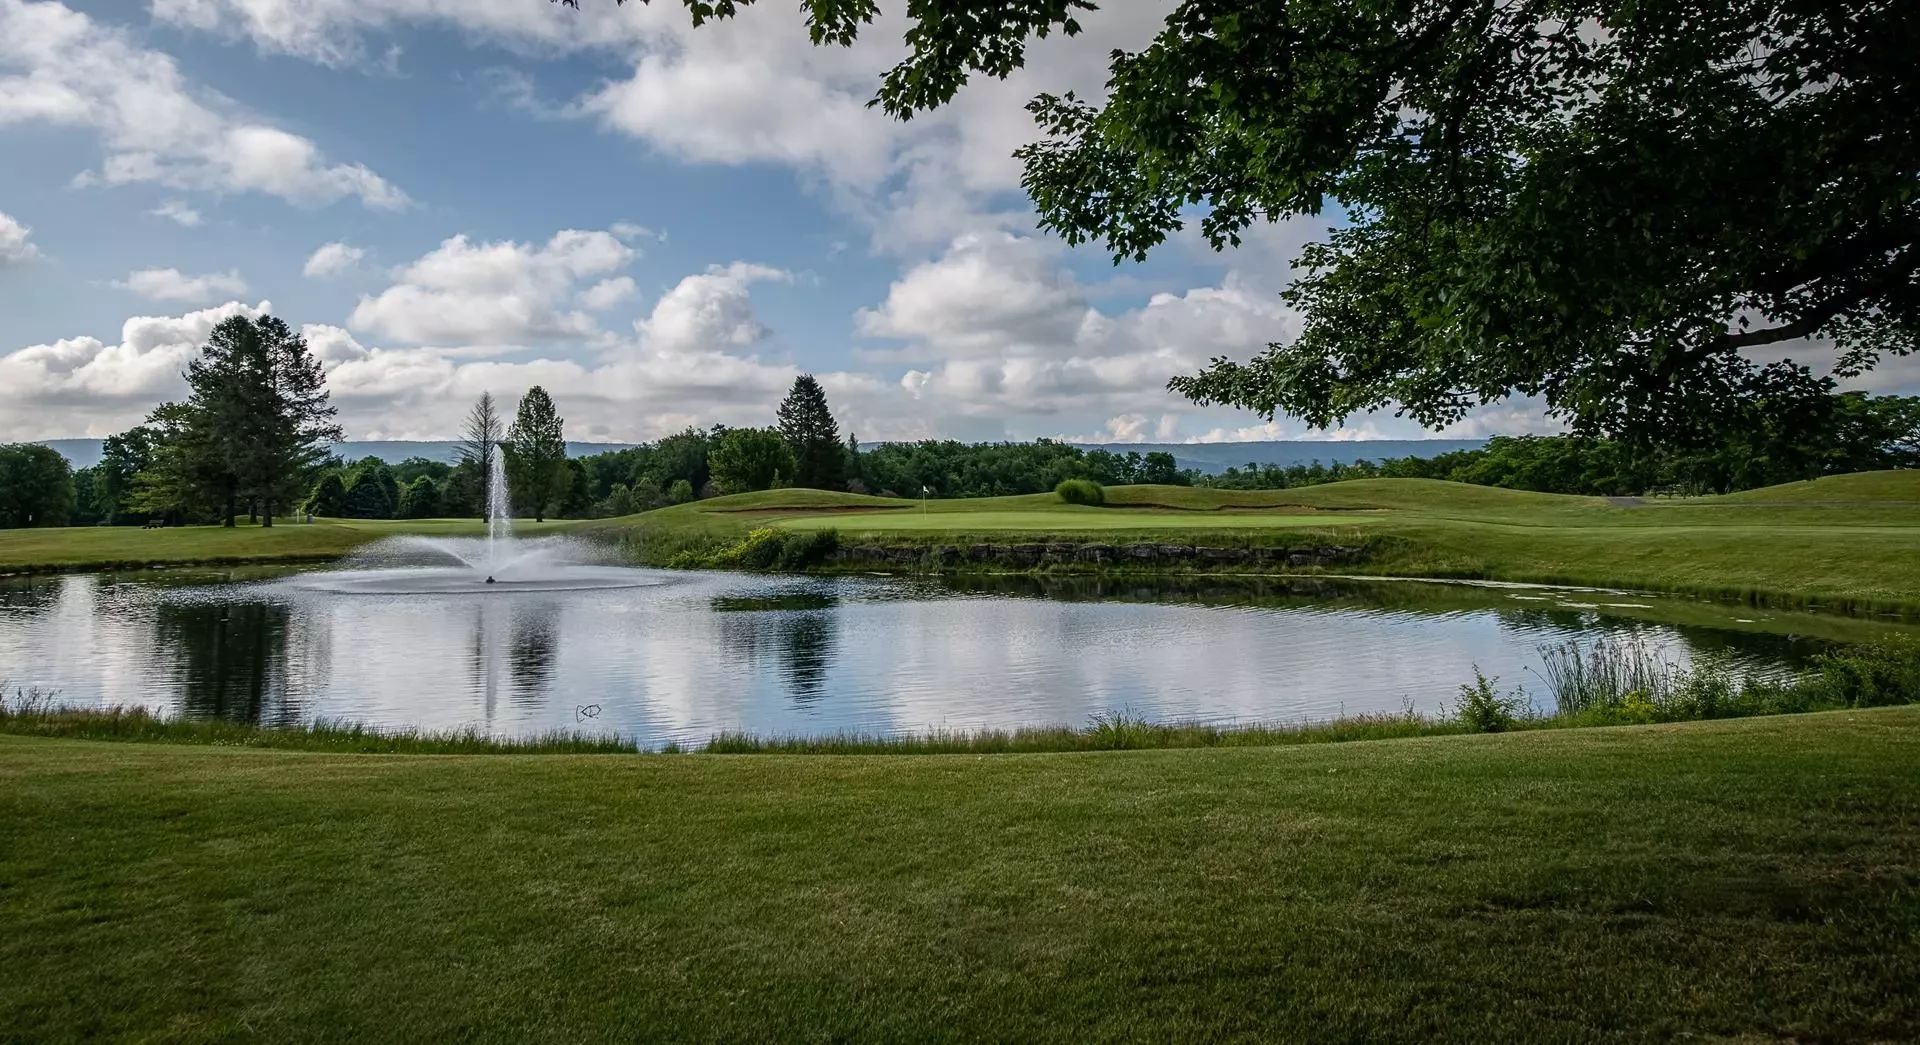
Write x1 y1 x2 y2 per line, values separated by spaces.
280 449 667 596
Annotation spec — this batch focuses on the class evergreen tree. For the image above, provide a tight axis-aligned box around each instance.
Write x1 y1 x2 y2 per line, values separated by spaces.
305 471 350 517
174 315 341 527
458 392 504 520
343 459 399 519
776 374 843 489
506 386 568 522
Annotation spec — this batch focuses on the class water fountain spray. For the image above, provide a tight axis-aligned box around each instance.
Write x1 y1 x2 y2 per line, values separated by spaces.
486 450 513 578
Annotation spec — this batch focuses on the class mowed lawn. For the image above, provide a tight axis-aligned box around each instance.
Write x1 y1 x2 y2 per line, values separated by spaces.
616 471 1920 608
4 709 1919 1041
779 507 1379 532
0 517 577 571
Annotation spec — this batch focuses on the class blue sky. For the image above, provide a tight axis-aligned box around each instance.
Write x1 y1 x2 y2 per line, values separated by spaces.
0 0 1590 443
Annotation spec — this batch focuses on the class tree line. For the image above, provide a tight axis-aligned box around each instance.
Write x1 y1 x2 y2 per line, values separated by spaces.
2 313 1918 529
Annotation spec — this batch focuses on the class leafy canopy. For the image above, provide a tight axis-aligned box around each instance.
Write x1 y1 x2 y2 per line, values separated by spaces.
560 0 1919 442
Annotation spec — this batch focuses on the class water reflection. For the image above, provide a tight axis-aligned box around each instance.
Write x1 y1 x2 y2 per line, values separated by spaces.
0 568 1910 746
154 600 295 724
713 590 840 703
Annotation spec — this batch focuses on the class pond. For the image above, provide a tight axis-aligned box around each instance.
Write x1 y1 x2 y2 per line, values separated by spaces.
0 561 1905 747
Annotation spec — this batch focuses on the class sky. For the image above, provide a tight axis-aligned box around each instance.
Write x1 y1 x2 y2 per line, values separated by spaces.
1 0 1903 447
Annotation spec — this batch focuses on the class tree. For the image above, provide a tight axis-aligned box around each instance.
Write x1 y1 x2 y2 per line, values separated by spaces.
776 374 843 489
343 458 399 519
96 426 160 525
399 475 443 518
457 392 505 519
562 0 1919 444
174 315 341 527
0 443 76 527
128 401 225 525
710 427 798 494
305 470 350 517
649 427 712 493
505 386 568 522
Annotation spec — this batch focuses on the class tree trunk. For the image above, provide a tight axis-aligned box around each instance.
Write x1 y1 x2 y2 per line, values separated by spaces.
224 480 237 528
248 499 258 524
262 502 274 528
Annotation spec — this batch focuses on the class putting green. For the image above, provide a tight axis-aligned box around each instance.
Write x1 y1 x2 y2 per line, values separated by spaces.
776 508 1383 532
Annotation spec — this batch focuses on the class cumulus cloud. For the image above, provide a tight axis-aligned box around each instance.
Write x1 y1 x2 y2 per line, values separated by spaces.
147 0 1171 249
116 267 249 303
634 262 790 354
859 233 1305 433
0 210 36 265
150 199 203 226
303 241 365 278
578 276 635 311
0 0 407 209
348 228 634 345
0 300 266 437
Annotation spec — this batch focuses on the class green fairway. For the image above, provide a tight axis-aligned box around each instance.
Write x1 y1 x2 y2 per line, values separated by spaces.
4 710 1917 1041
0 517 575 572
594 471 1920 611
779 507 1379 531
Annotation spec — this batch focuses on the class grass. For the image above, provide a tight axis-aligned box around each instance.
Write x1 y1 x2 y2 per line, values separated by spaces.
3 709 1918 1040
10 472 1920 612
592 471 1920 613
0 516 576 574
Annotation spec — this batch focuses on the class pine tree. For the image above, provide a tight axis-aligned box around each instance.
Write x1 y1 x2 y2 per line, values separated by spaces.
175 315 341 527
776 374 843 490
458 392 504 519
506 386 568 521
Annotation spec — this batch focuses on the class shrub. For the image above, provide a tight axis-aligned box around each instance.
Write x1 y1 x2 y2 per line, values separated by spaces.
710 527 841 571
1055 478 1105 505
1452 668 1526 733
1805 638 1920 707
668 478 695 504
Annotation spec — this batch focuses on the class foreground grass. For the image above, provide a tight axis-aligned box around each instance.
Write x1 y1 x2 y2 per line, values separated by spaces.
3 709 1918 1041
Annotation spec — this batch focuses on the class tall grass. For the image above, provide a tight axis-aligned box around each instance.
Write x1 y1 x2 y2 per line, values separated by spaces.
0 689 637 754
1532 635 1687 714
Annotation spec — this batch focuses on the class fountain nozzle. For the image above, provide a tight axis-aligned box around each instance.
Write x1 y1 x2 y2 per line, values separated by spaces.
485 576 496 584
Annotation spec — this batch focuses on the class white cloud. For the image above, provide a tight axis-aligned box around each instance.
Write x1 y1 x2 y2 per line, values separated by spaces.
303 241 365 278
0 300 267 437
854 232 1306 433
149 199 203 226
0 0 407 209
116 266 249 303
634 262 790 355
348 228 634 345
0 209 37 265
579 276 635 311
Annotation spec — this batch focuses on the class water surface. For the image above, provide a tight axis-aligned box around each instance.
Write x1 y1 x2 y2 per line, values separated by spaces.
0 566 1889 747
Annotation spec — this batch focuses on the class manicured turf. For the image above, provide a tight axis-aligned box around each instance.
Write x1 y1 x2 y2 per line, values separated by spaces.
780 507 1378 531
596 471 1920 611
0 517 573 572
4 709 1917 1041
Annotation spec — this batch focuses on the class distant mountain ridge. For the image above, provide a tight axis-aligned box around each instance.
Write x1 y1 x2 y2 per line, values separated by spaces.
35 437 1487 475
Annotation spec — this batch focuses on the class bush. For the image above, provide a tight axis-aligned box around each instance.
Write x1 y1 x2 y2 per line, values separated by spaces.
1452 668 1526 733
710 527 841 571
1805 638 1920 708
668 479 695 504
1055 478 1105 505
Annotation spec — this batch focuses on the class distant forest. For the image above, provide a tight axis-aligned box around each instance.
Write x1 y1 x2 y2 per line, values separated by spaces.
2 315 1917 528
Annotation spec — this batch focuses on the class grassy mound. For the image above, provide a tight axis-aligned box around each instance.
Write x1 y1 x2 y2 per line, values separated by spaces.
1704 469 1920 504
